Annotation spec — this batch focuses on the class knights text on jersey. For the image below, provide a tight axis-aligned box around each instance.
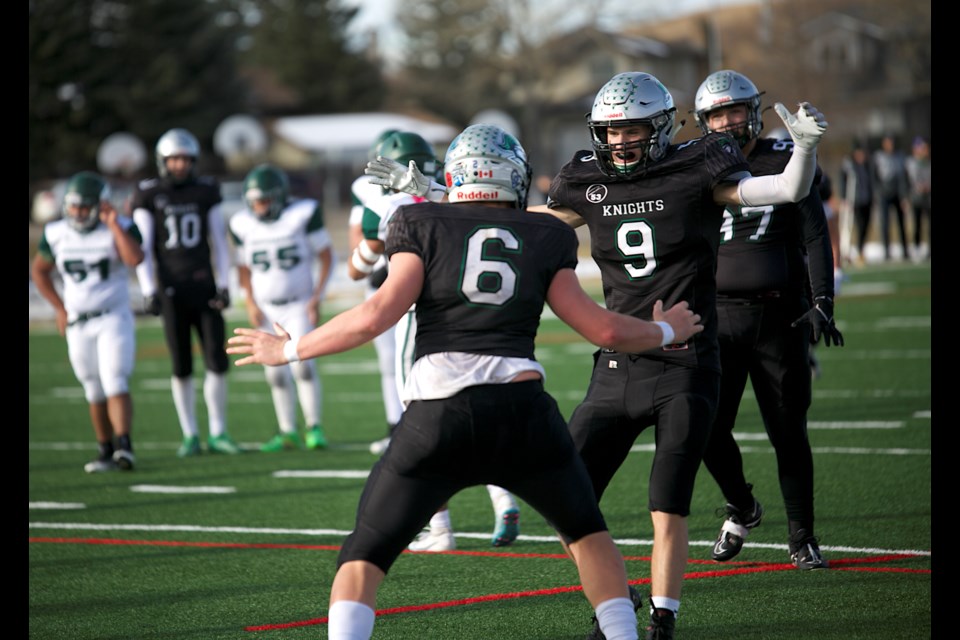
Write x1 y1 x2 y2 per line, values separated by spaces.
229 199 331 305
547 133 749 371
715 137 830 297
385 202 579 361
131 176 222 287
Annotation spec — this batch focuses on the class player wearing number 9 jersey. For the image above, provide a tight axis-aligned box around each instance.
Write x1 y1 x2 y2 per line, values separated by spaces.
536 71 828 638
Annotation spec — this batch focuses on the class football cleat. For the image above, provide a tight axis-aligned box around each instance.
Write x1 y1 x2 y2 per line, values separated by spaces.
789 529 829 570
645 607 676 640
177 435 202 458
407 528 456 552
585 586 643 640
305 425 328 450
207 433 243 454
491 507 520 547
84 458 119 473
112 449 135 471
712 494 764 561
260 432 304 452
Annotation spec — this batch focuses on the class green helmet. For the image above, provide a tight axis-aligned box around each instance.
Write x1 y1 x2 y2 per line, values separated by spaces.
243 164 289 221
368 128 400 162
62 171 109 232
376 131 438 180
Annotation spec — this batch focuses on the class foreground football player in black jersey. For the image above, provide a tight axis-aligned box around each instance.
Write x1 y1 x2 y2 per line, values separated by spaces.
692 70 843 571
227 124 705 640
132 128 241 457
531 72 828 640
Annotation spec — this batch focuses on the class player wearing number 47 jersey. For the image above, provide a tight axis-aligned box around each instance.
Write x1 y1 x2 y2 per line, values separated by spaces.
229 124 706 640
692 70 843 571
132 128 240 457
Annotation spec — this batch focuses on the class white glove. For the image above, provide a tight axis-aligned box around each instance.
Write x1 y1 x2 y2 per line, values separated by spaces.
365 157 431 197
774 102 828 150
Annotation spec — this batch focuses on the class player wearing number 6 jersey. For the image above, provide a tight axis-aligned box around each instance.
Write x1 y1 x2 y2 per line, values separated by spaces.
227 123 705 640
132 128 239 457
229 164 333 452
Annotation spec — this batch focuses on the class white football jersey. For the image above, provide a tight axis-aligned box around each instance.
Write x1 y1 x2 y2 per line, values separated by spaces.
229 198 332 305
36 218 139 315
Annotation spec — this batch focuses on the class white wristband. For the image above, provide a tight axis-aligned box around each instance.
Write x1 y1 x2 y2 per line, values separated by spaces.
357 241 381 264
654 321 675 347
351 249 375 274
426 180 448 203
283 337 300 364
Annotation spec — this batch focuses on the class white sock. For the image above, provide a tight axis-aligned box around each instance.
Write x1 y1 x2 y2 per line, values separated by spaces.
170 376 197 437
430 509 452 532
203 371 228 437
292 361 323 427
266 368 298 434
650 596 680 616
595 597 639 640
486 485 517 514
328 600 375 640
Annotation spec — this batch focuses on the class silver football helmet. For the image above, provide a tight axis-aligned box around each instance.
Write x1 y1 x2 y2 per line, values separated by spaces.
587 72 677 177
693 70 764 146
155 128 200 182
444 124 532 209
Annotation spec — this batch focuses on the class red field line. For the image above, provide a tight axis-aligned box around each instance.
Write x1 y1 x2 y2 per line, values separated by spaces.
29 536 930 632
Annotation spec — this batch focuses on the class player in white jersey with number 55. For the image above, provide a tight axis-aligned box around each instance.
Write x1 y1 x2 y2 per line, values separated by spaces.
229 164 334 452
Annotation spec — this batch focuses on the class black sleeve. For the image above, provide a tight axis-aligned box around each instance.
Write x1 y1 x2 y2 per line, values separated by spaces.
798 185 834 300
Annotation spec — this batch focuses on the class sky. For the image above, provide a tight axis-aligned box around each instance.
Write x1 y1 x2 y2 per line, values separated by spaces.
342 0 760 67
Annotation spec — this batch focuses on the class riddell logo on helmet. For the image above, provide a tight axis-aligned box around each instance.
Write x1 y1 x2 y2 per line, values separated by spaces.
452 190 500 201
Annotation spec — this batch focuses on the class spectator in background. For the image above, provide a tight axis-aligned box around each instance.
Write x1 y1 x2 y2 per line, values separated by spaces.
872 135 910 261
838 140 874 266
905 136 931 262
31 172 144 472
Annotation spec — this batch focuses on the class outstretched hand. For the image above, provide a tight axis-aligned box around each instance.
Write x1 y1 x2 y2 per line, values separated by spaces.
365 156 431 197
773 102 828 150
227 322 291 367
652 299 704 344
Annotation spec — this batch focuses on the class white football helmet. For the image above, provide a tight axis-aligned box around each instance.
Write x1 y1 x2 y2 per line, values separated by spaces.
444 123 532 209
155 128 200 182
587 72 677 177
693 70 764 146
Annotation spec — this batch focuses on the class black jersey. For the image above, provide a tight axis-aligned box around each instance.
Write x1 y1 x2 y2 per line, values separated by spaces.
715 138 833 300
132 176 222 289
385 201 579 361
548 132 749 372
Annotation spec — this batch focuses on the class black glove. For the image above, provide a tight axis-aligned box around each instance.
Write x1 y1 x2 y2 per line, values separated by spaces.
368 265 389 289
144 295 162 316
791 296 844 347
209 288 230 311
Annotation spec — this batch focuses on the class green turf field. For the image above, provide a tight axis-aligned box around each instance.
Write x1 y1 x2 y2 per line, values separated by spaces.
28 262 931 639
